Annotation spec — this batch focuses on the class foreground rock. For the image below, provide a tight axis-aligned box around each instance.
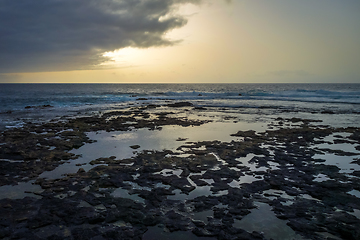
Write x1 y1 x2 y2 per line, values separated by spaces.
0 108 360 240
0 107 208 186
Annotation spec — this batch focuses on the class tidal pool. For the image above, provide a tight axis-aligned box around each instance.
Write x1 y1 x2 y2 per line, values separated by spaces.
40 121 265 179
313 153 360 174
142 225 216 240
111 187 145 204
233 202 305 240
0 181 43 199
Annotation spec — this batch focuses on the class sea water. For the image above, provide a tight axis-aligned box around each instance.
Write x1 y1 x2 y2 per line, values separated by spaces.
1 83 359 130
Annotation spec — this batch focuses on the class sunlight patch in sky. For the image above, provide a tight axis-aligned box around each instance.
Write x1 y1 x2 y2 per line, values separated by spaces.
99 3 201 69
101 48 148 68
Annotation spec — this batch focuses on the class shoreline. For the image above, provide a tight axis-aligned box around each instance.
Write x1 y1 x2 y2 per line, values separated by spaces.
1 102 360 240
1 83 360 132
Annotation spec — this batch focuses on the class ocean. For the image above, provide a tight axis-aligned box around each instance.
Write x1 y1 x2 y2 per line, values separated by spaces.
0 83 359 130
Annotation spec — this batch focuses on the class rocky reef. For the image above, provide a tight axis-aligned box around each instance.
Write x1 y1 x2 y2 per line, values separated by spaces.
0 104 360 240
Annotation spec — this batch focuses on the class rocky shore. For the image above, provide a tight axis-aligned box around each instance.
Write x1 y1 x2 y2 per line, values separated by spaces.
0 103 360 240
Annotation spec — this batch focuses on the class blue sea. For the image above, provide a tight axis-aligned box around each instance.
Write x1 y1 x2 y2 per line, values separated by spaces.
0 83 359 130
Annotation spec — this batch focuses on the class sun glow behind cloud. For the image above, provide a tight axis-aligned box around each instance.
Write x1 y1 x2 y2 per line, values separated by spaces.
101 48 147 68
99 3 201 69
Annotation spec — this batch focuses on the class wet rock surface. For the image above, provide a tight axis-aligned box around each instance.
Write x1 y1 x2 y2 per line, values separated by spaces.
0 107 207 186
1 106 360 240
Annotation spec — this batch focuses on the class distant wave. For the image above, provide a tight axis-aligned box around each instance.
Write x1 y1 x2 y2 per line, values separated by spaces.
117 89 360 105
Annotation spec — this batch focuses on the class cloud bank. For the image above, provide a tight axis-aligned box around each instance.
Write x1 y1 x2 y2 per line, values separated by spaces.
0 0 200 73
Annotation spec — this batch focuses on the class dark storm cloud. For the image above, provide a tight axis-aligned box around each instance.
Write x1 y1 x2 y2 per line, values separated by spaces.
0 0 200 73
0 74 22 83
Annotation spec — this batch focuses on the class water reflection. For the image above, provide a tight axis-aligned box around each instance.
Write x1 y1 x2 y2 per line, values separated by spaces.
111 188 145 204
0 181 43 199
192 210 213 224
143 225 216 240
233 202 304 240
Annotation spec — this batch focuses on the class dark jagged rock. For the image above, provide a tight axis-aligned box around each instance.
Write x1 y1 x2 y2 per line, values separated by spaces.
25 104 53 109
130 145 141 149
1 106 360 240
167 102 193 107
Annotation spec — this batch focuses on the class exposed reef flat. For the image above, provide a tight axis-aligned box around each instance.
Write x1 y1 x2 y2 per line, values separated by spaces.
0 103 360 240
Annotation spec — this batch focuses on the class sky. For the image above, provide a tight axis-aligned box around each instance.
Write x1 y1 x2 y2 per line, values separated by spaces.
0 0 359 83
